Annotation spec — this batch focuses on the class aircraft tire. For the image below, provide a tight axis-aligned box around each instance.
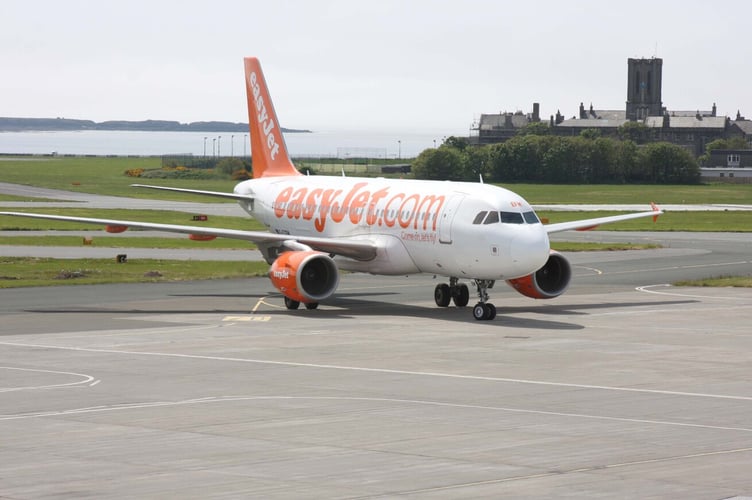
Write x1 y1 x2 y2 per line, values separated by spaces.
284 297 301 310
434 284 451 307
304 302 319 310
486 303 497 320
473 303 487 320
453 284 470 307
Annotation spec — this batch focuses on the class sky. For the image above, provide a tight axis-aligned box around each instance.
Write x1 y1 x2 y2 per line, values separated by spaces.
3 0 750 135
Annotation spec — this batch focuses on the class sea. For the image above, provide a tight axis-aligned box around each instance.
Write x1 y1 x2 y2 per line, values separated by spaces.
0 129 463 159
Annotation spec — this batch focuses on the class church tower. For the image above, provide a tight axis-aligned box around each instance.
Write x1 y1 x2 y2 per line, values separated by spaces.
626 58 663 120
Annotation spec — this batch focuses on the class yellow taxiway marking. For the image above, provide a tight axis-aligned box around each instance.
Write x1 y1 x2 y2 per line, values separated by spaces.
222 315 271 322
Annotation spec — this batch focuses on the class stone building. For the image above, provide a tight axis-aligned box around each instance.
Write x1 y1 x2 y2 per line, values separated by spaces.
471 57 752 157
472 103 541 145
625 57 663 120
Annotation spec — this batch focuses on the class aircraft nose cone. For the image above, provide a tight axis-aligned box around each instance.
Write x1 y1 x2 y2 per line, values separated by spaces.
510 226 550 274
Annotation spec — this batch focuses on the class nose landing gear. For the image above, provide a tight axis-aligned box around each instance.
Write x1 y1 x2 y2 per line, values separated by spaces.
471 279 496 321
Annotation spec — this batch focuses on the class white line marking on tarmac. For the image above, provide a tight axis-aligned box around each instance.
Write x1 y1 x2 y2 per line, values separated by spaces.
1 341 751 402
610 260 750 276
574 265 603 275
222 315 271 322
2 395 751 434
0 366 95 393
637 283 752 300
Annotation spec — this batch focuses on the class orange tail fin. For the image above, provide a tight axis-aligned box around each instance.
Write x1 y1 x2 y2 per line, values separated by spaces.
244 57 301 178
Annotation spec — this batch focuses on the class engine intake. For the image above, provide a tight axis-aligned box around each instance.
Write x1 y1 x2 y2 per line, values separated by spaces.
269 251 339 303
506 251 571 299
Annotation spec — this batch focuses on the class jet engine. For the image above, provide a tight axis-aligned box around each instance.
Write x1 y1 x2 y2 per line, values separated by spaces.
506 251 571 299
269 251 340 304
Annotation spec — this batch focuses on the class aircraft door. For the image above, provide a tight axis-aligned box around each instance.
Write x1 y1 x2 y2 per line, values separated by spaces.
438 195 465 244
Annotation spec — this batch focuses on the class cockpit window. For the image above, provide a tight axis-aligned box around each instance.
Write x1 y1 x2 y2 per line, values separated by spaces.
523 211 540 224
472 211 487 224
483 211 500 224
500 211 524 224
475 209 540 225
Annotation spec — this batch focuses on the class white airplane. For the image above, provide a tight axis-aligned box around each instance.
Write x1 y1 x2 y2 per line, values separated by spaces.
1 57 662 320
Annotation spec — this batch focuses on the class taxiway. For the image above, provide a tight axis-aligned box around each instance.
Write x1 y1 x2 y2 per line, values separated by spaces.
2 244 752 497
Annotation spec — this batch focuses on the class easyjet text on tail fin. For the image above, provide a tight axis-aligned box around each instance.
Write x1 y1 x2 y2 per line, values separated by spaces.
244 57 300 178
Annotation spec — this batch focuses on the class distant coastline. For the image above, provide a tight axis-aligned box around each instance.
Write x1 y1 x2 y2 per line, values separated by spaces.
0 117 311 134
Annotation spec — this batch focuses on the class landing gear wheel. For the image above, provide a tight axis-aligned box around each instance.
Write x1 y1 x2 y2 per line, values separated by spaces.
453 284 470 307
485 303 497 320
284 297 300 310
434 284 451 307
472 302 497 321
473 303 487 321
304 302 319 310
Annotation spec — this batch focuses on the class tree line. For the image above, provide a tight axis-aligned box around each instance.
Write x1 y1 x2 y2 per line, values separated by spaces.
412 129 702 184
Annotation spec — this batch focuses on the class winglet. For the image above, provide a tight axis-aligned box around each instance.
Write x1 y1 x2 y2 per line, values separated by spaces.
651 202 661 223
244 57 301 179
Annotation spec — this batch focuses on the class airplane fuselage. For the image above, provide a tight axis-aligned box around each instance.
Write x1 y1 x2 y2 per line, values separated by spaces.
234 176 551 280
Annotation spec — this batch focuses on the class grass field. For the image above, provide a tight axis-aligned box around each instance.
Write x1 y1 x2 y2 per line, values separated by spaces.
0 208 265 231
1 155 750 288
511 183 752 205
1 156 751 204
0 257 268 288
0 156 235 201
0 235 255 249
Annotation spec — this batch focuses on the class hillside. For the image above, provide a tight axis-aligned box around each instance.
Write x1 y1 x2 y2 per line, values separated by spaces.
0 117 311 133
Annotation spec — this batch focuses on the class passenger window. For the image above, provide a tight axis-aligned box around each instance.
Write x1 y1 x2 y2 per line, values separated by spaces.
472 211 487 224
483 211 500 224
500 212 524 224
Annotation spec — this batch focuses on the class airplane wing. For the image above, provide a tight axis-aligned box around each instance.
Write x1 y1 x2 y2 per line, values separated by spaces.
0 211 377 261
544 203 663 234
130 184 255 202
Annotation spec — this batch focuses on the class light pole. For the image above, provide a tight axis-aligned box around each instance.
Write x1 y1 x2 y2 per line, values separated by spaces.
218 135 222 157
203 137 207 157
231 135 234 157
212 138 216 157
397 140 401 159
433 139 437 148
244 134 247 157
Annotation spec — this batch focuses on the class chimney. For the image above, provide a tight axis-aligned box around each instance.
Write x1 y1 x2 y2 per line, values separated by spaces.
579 102 586 119
663 113 670 128
532 102 540 122
712 102 717 117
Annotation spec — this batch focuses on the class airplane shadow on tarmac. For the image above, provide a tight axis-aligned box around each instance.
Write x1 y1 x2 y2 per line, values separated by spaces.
24 291 698 332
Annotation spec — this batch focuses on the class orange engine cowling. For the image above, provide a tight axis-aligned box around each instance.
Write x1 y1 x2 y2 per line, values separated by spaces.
506 251 572 299
268 251 339 304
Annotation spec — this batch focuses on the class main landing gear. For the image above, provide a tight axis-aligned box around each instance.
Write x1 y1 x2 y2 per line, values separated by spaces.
284 297 319 310
434 277 470 308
